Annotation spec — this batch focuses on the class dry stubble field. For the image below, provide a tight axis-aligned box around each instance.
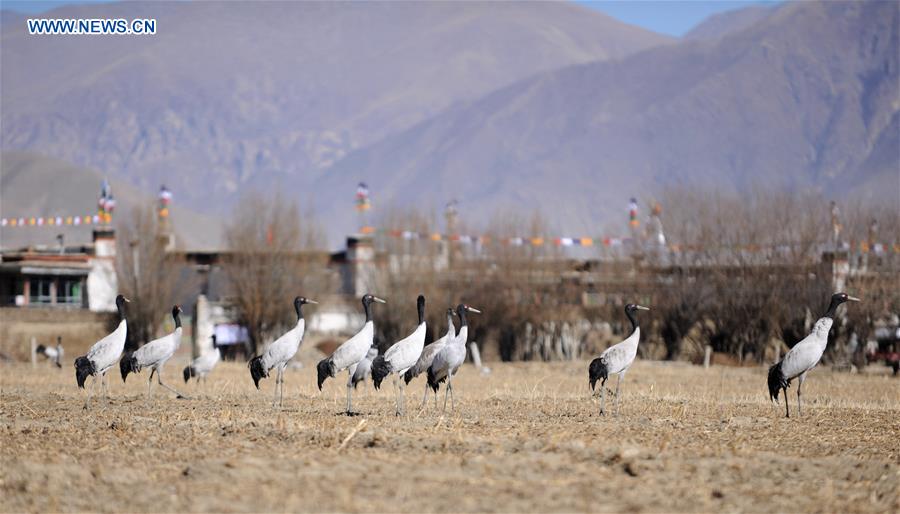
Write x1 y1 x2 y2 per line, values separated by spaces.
1 359 898 513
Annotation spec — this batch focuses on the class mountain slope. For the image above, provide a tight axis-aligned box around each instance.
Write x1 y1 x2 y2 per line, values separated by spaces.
0 152 223 250
685 4 777 41
312 0 899 245
1 1 670 214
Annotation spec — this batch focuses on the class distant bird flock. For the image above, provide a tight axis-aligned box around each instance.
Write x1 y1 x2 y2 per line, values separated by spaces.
67 290 859 419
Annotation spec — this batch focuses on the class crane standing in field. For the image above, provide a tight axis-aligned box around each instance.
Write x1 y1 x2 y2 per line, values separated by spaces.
405 307 455 408
120 305 188 401
317 294 386 415
36 336 64 368
427 303 481 412
183 334 223 386
768 292 860 418
74 294 129 409
588 303 650 416
249 296 317 408
371 295 427 415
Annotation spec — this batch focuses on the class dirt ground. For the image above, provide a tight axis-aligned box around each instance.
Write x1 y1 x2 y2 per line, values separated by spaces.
1 358 898 513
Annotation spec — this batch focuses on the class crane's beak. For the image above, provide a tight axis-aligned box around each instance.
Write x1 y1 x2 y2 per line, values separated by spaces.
307 299 319 305
635 305 650 311
467 306 482 314
373 296 387 304
847 296 860 302
123 297 131 303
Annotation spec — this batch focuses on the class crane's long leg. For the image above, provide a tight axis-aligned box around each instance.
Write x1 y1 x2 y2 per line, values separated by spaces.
157 369 189 399
102 371 110 400
83 374 98 410
442 374 451 413
400 378 406 415
420 381 429 409
614 372 625 417
797 372 806 417
447 372 455 412
272 365 281 408
392 375 401 416
599 377 607 416
279 364 286 408
345 367 355 415
783 386 790 418
147 368 156 401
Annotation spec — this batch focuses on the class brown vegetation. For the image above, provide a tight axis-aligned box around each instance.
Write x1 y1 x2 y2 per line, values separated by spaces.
222 192 329 354
1 360 897 513
116 204 188 348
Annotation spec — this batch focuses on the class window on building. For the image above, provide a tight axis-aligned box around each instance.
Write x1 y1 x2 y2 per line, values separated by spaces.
29 277 53 304
58 278 83 305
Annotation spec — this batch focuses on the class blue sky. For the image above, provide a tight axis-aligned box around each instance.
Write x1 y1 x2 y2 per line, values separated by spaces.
3 0 778 37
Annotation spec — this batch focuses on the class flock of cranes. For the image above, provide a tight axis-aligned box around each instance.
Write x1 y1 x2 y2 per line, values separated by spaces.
69 291 859 418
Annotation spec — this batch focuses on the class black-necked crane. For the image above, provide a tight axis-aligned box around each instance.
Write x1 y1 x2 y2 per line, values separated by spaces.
588 303 650 416
183 334 222 386
371 295 427 415
405 307 455 408
768 292 859 417
427 303 481 412
248 296 316 407
317 294 386 415
74 294 129 409
120 305 188 400
37 336 64 368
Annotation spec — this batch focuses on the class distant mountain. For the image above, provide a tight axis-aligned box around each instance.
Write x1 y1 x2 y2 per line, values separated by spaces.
312 0 899 245
0 9 24 28
685 4 777 41
0 152 223 250
1 1 670 218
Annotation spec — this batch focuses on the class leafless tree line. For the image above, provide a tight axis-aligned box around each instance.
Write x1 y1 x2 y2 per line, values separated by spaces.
120 185 896 366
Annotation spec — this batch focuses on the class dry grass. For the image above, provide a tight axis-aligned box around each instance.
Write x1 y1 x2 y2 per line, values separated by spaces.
1 359 898 513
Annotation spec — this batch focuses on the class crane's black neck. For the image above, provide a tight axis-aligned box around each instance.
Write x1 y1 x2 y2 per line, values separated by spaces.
625 309 639 333
363 298 373 322
295 299 304 322
417 296 425 325
116 297 127 322
446 312 455 330
172 308 182 329
823 296 843 319
457 306 468 329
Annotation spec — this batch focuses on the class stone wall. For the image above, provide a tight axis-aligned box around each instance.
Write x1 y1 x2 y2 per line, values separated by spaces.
0 307 116 362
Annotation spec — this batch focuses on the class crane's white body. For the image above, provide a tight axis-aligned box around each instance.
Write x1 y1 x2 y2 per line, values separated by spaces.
87 319 127 376
332 321 374 373
188 347 221 381
134 326 183 373
599 327 640 376
352 346 378 388
38 343 64 367
430 324 468 385
259 318 306 372
383 322 426 377
780 317 832 380
407 315 455 381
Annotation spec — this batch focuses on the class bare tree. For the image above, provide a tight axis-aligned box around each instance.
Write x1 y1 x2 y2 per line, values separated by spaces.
222 191 327 355
116 203 186 349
